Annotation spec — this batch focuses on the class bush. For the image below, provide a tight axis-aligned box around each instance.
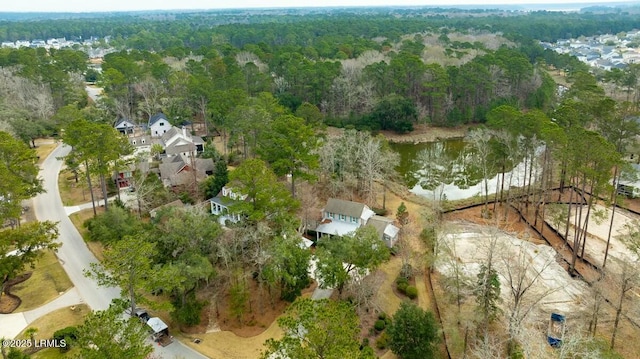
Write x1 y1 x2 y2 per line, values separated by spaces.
53 326 78 352
376 332 390 349
405 285 418 299
374 320 386 332
378 312 387 321
396 276 409 293
171 295 207 326
397 282 408 293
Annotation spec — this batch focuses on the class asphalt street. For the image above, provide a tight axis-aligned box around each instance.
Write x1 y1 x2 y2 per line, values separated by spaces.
33 144 208 359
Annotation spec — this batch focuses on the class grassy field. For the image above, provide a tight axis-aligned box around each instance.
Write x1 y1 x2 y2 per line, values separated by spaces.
16 305 89 359
11 251 73 311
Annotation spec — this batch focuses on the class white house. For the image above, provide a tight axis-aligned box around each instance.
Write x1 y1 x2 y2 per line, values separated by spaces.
315 198 400 248
149 113 172 138
161 127 205 158
114 118 137 135
209 186 247 225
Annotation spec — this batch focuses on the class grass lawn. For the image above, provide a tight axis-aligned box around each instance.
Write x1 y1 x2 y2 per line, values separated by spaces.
34 140 58 165
16 304 90 358
181 319 283 359
11 250 73 311
58 169 103 207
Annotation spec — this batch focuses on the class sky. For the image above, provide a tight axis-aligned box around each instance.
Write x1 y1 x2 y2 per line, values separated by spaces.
0 0 635 13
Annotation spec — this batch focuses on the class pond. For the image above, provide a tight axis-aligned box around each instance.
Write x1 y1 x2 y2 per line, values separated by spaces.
390 139 537 201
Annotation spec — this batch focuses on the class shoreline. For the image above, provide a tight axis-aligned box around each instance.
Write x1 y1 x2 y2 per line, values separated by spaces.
380 124 473 144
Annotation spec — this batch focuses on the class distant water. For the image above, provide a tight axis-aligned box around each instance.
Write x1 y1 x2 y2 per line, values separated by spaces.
390 139 542 201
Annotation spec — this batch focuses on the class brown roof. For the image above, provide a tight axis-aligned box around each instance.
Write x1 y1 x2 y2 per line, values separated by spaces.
149 199 184 218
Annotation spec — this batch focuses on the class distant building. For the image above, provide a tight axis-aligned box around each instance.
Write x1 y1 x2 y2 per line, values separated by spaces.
149 113 172 138
114 118 137 135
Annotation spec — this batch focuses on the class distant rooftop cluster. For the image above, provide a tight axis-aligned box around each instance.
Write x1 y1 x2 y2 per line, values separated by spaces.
0 36 113 58
541 29 640 71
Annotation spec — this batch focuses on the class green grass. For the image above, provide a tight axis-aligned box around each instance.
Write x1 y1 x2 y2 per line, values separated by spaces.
11 250 73 311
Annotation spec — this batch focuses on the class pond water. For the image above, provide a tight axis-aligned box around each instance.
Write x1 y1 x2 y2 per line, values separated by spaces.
390 139 538 201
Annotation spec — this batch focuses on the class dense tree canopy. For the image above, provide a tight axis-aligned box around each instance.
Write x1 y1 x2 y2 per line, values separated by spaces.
0 131 43 221
261 298 374 359
387 301 440 359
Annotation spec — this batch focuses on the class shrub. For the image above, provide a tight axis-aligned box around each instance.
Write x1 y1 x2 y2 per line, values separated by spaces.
385 316 392 327
378 312 387 321
376 332 390 349
397 282 408 293
53 326 78 352
405 285 418 299
374 320 386 332
396 276 412 294
396 277 409 293
171 296 207 326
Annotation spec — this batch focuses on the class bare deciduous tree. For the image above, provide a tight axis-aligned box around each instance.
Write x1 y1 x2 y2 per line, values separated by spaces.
499 237 557 354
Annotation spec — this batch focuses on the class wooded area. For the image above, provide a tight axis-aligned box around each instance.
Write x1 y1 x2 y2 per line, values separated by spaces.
2 5 640 359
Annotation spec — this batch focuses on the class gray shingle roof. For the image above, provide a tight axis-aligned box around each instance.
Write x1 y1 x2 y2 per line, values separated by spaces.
148 113 168 126
324 198 366 219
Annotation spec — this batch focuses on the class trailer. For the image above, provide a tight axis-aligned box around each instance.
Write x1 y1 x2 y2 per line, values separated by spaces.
147 317 173 347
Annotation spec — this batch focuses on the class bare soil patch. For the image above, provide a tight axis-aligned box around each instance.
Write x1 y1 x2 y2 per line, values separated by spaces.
0 293 21 313
193 278 317 338
0 272 31 313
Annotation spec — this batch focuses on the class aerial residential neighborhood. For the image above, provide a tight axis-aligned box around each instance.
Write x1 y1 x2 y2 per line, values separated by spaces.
542 30 640 70
3 3 640 359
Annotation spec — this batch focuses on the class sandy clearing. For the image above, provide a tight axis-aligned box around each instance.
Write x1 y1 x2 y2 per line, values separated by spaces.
438 222 590 317
560 204 638 265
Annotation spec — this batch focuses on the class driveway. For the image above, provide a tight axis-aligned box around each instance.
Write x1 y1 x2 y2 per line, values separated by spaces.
33 144 208 359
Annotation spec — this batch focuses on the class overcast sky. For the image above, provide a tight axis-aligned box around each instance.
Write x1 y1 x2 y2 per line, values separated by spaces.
1 0 633 13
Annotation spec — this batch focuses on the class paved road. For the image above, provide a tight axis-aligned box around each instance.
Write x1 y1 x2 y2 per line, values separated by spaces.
34 144 208 359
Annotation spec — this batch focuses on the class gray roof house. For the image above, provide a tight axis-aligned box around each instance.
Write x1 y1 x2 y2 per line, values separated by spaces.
114 118 137 135
161 127 205 158
315 198 400 248
158 155 214 188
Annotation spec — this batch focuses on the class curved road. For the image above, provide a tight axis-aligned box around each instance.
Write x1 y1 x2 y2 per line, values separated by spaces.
34 144 208 359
